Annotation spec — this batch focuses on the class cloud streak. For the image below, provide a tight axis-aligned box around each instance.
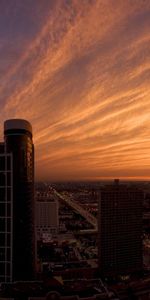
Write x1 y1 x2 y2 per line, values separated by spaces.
0 0 150 180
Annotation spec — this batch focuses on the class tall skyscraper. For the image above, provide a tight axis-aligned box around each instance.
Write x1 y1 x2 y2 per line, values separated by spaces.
0 119 35 283
0 143 13 283
98 179 143 277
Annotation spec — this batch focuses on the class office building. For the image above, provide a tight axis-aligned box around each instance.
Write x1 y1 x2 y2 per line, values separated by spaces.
0 143 13 283
36 195 59 240
98 179 143 277
0 119 35 282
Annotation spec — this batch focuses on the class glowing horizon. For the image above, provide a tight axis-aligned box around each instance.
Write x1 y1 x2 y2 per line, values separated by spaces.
0 0 150 181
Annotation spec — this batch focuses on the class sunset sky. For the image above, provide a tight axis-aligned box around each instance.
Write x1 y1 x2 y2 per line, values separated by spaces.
0 0 150 181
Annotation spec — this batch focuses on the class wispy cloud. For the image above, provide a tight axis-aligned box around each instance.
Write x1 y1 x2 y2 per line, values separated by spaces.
0 0 150 180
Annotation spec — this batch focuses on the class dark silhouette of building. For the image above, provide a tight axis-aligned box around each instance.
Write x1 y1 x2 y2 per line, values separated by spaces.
98 179 143 277
0 119 35 282
0 142 13 283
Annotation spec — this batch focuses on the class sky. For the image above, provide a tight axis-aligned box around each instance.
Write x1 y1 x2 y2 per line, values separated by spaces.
0 0 150 181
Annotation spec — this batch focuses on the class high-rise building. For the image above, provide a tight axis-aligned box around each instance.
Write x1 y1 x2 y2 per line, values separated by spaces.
0 119 35 283
98 179 143 277
0 143 13 283
36 195 59 240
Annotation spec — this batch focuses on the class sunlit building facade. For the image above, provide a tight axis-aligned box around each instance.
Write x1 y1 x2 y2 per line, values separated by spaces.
98 179 143 277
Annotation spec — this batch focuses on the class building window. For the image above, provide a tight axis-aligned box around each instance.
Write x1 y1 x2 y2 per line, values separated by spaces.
0 218 5 231
7 156 11 170
0 248 5 261
0 233 5 246
0 263 5 274
7 173 11 186
0 157 5 171
0 188 5 201
0 173 5 186
0 203 5 217
7 188 11 202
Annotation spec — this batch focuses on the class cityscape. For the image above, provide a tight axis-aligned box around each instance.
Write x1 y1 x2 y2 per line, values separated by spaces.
0 119 150 299
0 1 150 300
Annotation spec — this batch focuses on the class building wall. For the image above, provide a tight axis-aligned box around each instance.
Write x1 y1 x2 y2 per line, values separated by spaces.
4 119 35 281
98 182 143 276
0 152 13 283
36 199 59 239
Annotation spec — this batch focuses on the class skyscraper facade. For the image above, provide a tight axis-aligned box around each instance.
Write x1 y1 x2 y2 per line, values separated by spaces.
98 180 143 277
0 143 13 283
36 196 59 240
0 119 35 282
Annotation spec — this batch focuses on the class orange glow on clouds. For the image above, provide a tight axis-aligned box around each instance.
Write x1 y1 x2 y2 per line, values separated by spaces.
0 0 150 180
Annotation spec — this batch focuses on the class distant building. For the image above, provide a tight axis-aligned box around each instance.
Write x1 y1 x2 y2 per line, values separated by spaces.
98 179 143 277
36 196 59 240
0 119 35 283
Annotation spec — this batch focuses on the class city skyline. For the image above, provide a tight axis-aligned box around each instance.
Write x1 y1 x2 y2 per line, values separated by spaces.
0 1 150 181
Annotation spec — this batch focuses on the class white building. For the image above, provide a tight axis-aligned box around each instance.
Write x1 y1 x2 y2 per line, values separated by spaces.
36 197 59 240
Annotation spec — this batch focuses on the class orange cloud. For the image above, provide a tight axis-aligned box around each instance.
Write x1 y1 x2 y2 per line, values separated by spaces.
0 0 150 180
